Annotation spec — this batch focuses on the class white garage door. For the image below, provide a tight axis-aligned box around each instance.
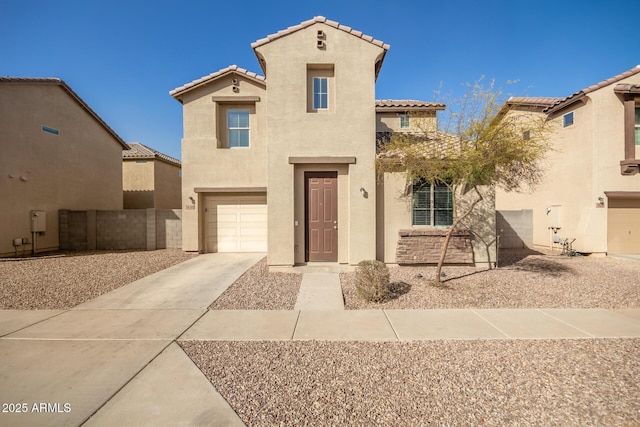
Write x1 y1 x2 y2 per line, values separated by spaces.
205 195 267 253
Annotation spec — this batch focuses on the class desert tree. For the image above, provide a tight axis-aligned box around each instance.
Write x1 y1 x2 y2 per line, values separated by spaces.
376 79 552 283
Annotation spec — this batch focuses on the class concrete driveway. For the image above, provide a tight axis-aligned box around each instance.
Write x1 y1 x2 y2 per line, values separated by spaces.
0 253 262 427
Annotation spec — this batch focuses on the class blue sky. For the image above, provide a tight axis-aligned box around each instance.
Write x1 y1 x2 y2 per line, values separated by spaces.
2 0 638 160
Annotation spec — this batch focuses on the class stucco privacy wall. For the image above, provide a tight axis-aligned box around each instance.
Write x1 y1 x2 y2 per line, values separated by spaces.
254 21 385 266
59 209 182 251
0 81 125 257
377 172 496 266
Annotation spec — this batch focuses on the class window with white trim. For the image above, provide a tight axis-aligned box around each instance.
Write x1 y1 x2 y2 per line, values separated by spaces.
412 180 453 226
313 77 328 110
400 115 410 129
307 64 334 113
227 110 250 148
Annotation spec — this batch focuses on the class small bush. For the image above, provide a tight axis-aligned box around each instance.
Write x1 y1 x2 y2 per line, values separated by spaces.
355 260 391 302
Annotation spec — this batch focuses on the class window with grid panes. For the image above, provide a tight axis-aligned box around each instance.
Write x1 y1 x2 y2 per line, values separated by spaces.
227 110 250 147
412 180 453 226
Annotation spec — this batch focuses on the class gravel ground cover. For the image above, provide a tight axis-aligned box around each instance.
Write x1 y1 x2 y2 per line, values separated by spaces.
181 339 640 426
210 257 302 310
342 249 640 309
0 249 197 309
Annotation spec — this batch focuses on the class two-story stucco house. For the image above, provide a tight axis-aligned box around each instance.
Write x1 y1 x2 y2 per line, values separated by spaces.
496 66 640 255
171 17 496 267
0 77 129 257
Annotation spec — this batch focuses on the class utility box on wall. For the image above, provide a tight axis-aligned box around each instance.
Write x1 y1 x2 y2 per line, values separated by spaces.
30 210 46 232
546 205 561 229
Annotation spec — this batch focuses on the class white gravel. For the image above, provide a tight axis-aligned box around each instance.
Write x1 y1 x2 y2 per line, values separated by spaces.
180 339 640 426
342 249 640 309
210 257 302 310
0 250 197 309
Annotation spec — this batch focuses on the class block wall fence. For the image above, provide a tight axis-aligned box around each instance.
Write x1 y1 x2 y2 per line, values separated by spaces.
59 209 182 251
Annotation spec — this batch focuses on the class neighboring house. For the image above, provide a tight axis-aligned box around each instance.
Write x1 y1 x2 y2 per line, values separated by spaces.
171 16 496 267
0 77 129 256
496 66 640 254
123 142 182 209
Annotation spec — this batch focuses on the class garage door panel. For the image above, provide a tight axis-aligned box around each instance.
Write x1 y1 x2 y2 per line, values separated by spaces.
205 195 267 253
608 199 640 254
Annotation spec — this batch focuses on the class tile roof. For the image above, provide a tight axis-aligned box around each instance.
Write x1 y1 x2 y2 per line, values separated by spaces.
614 83 640 94
251 16 390 51
377 130 462 159
123 142 181 167
544 65 640 113
170 65 265 100
0 77 129 149
376 99 446 111
506 97 562 108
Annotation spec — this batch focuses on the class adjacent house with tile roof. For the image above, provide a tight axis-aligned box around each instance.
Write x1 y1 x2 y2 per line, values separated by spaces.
0 77 129 256
496 66 640 254
123 142 181 209
171 16 496 266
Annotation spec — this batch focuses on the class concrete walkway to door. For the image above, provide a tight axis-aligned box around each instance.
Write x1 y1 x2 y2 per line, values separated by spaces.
293 264 349 310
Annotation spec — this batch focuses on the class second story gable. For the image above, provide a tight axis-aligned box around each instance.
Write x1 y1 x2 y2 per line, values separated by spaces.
251 16 389 159
542 65 640 176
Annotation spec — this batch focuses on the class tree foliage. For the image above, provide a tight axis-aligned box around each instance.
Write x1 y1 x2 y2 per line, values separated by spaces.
376 79 552 282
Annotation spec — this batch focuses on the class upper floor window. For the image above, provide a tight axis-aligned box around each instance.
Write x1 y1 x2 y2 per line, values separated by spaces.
635 107 640 145
412 180 453 227
313 77 328 110
228 110 249 148
307 64 334 113
563 112 574 127
400 115 410 129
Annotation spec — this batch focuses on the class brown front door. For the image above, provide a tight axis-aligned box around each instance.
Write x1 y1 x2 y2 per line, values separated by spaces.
306 172 338 261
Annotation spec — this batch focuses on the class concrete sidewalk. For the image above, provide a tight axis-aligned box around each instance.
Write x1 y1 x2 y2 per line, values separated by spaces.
181 308 640 341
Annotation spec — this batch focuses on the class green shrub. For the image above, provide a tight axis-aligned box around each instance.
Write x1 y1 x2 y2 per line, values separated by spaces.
355 260 391 303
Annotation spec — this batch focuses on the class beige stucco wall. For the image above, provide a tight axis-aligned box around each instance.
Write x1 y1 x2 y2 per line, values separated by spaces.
0 83 124 256
123 159 155 209
376 111 437 133
153 160 181 209
123 159 181 209
123 159 155 190
496 72 640 253
254 22 385 266
179 74 267 251
378 172 496 266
